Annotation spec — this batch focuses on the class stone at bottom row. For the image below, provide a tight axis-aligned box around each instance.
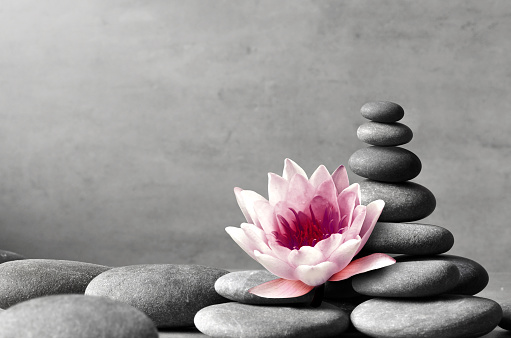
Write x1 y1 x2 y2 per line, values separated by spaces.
351 295 502 338
194 302 349 338
0 295 158 338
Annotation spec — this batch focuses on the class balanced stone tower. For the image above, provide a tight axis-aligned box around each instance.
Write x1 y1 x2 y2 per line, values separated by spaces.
342 101 502 337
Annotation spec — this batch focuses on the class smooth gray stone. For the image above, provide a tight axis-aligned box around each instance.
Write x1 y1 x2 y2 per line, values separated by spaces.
352 261 460 297
0 295 158 338
499 298 511 330
360 101 404 122
85 264 228 328
0 249 25 264
351 295 502 338
396 255 489 295
214 270 314 305
194 302 349 338
361 222 454 255
360 180 436 222
0 259 110 309
357 122 413 146
349 146 421 182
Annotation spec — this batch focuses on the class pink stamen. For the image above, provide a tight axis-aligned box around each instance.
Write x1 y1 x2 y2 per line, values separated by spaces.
273 205 344 250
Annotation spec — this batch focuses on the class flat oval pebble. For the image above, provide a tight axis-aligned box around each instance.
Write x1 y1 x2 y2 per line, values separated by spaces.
357 122 413 146
361 222 454 255
352 260 459 297
194 302 349 338
360 180 436 222
85 264 228 328
0 249 25 264
360 101 404 122
0 259 110 309
349 146 421 182
396 255 489 295
351 295 502 338
0 295 158 338
215 270 314 305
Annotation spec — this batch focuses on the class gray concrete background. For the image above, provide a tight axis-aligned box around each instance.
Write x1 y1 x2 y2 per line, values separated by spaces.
0 1 510 273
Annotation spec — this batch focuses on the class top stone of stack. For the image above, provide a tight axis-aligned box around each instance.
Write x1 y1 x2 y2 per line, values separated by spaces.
361 101 404 122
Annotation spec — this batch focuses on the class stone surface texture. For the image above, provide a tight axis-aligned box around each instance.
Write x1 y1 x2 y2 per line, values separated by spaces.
214 270 313 305
499 298 511 330
362 222 454 255
357 122 413 146
352 260 460 297
85 264 228 328
360 180 436 222
0 249 25 264
351 295 502 338
396 254 489 295
0 259 110 309
360 101 404 122
0 295 158 338
349 146 422 182
194 302 349 338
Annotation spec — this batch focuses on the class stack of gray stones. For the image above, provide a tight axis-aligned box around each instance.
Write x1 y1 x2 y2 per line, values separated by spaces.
337 101 502 337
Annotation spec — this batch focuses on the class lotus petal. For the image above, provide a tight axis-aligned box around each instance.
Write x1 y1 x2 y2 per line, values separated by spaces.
328 253 396 281
254 250 296 280
249 278 314 298
283 158 307 180
268 173 288 206
295 261 339 286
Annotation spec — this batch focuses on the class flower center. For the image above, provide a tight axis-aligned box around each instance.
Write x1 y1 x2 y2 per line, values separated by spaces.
272 206 344 250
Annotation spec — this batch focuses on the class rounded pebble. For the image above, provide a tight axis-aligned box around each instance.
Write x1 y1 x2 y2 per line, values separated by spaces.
349 146 421 182
396 255 489 295
352 260 459 297
0 259 110 309
351 295 502 338
0 249 25 264
360 101 404 122
85 264 228 328
0 295 158 338
361 222 454 255
499 298 511 330
360 180 436 222
194 302 349 338
357 122 413 146
215 270 314 305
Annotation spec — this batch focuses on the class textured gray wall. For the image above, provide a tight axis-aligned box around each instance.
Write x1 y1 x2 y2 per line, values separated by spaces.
1 1 510 272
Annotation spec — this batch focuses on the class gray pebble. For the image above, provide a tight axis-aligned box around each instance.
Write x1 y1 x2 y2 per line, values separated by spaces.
396 255 489 295
85 264 228 328
0 259 110 309
194 302 349 338
349 146 422 182
357 122 413 146
360 180 436 222
351 295 502 338
361 222 454 255
0 249 25 264
0 295 158 338
360 101 404 122
498 298 511 330
214 270 314 305
352 260 459 297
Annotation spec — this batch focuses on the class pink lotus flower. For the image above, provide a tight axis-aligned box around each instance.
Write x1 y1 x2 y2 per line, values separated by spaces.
226 159 395 299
